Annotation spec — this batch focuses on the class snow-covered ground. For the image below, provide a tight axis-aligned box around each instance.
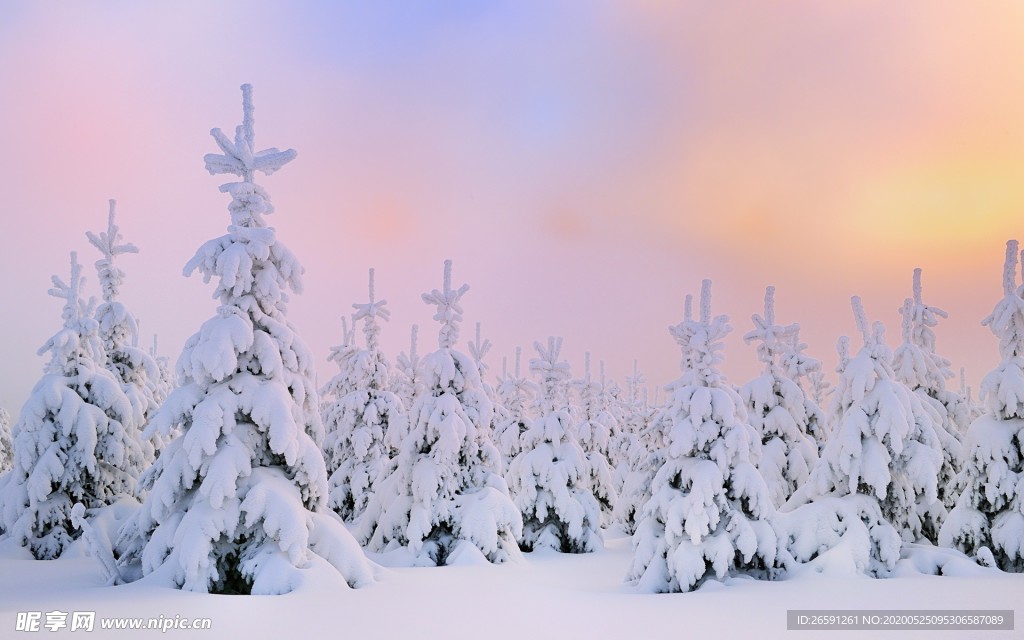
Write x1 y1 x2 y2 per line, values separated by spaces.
1 530 1020 640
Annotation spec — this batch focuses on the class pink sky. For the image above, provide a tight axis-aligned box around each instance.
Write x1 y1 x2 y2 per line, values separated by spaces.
2 2 1024 413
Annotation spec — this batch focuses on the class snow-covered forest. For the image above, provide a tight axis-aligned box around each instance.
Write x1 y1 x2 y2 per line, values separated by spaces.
6 1 1024 636
1 85 1023 626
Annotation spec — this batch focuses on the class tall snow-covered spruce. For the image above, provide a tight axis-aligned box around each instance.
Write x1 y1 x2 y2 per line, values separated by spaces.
321 269 404 523
86 200 162 467
114 85 372 594
941 241 1024 571
494 347 532 474
507 337 602 553
468 323 506 457
574 353 618 524
0 253 142 559
389 324 420 444
782 296 943 576
740 287 818 508
628 280 777 593
358 260 522 565
892 269 966 516
614 359 658 534
778 328 829 453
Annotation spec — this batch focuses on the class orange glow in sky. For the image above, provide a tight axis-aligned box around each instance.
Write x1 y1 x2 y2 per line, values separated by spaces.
1 2 1023 412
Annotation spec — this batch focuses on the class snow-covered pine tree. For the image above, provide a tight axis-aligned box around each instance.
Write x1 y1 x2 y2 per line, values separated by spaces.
615 321 694 532
616 346 676 533
0 407 10 473
321 315 357 477
113 85 372 594
807 368 831 414
574 352 618 524
621 360 649 448
603 375 627 473
612 360 651 490
389 324 420 450
468 323 493 394
740 287 818 508
940 241 1024 571
598 362 622 450
818 337 851 448
358 260 521 565
86 200 162 467
593 361 626 490
835 335 851 377
468 322 505 443
783 296 943 574
0 253 142 559
960 368 983 424
322 269 404 523
507 338 602 553
627 280 777 593
149 335 174 408
142 334 179 457
494 348 533 473
779 330 829 452
892 268 966 522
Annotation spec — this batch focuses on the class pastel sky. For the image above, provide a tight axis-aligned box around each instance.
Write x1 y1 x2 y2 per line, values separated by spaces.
1 2 1023 414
